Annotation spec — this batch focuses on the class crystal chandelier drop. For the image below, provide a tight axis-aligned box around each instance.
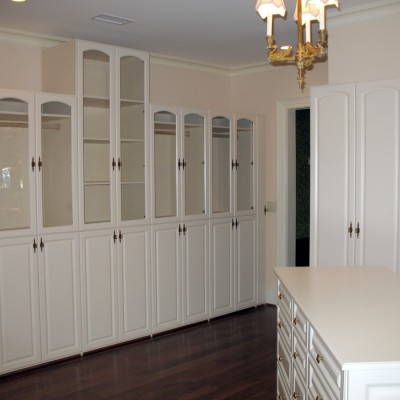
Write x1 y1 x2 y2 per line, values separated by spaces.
255 0 339 89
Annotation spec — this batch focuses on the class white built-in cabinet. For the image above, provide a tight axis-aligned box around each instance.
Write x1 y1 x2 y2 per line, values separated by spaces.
43 40 151 352
0 90 81 374
150 106 209 332
310 79 400 273
0 39 260 375
209 114 257 317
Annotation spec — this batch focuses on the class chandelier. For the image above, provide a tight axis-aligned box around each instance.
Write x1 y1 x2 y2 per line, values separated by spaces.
255 0 339 88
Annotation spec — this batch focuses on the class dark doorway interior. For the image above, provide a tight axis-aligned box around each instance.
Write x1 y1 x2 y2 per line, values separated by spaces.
295 109 310 266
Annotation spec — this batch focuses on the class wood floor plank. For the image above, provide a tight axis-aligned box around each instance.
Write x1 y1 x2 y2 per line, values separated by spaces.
0 306 277 399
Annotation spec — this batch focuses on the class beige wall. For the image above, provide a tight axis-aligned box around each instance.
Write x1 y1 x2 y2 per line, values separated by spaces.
0 41 42 91
329 11 400 84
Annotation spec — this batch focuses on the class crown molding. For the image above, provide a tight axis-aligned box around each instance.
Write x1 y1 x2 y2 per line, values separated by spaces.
0 26 66 48
329 0 400 28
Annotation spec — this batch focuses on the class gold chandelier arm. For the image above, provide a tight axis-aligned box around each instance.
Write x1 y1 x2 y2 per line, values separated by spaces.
266 35 296 63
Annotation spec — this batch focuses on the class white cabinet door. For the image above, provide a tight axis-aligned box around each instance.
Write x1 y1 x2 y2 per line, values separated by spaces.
38 233 81 361
182 220 208 325
0 237 41 374
152 223 181 333
210 218 234 317
117 226 151 341
235 216 257 310
355 80 400 273
80 230 118 351
310 84 356 266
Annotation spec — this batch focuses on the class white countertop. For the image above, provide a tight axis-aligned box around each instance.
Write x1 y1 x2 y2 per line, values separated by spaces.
274 266 400 370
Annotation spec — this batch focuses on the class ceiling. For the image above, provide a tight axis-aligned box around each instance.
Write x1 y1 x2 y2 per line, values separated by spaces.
0 0 391 68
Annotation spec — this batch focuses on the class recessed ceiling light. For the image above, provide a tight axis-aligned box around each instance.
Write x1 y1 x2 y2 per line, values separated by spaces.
92 13 134 25
11 0 27 2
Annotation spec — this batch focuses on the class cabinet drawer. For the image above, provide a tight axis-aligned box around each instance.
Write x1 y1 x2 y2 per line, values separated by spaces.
277 281 292 319
277 307 292 349
293 330 307 383
308 360 339 400
309 326 341 397
277 365 291 400
277 332 292 388
293 364 307 400
293 301 307 346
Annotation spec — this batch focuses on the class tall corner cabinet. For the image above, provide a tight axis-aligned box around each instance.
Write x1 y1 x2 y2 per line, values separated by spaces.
310 78 400 273
42 39 151 352
0 89 81 374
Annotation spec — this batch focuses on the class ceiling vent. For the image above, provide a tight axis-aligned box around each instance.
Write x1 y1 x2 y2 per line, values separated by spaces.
92 13 134 25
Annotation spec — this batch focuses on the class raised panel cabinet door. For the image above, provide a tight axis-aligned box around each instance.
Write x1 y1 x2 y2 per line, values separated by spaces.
182 220 208 325
117 226 151 341
80 230 118 351
0 237 41 374
235 216 256 310
355 80 400 273
310 84 356 266
210 218 234 317
117 50 148 225
152 223 181 333
38 233 81 362
0 93 36 238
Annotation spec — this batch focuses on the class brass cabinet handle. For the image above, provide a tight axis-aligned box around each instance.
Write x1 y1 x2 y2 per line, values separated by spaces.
348 222 353 238
355 222 360 238
316 354 324 364
118 158 122 171
278 355 286 362
31 157 36 172
278 292 285 300
293 392 301 399
316 396 323 400
293 317 300 325
293 351 298 360
278 321 283 329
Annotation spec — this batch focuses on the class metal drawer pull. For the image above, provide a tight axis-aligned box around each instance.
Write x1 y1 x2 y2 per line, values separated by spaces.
316 396 322 400
278 293 285 300
293 351 298 359
293 392 302 399
278 356 286 362
278 321 283 329
316 354 324 364
293 317 300 325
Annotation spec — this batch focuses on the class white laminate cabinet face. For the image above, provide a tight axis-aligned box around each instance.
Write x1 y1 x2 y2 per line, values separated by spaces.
293 302 307 346
277 366 291 400
277 332 292 390
293 364 307 399
293 330 307 383
278 307 292 350
277 281 292 319
309 326 341 398
309 360 339 400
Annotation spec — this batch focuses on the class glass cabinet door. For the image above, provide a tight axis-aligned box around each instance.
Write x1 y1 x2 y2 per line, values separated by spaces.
119 55 146 222
183 113 205 217
40 101 73 228
212 116 231 214
0 98 31 232
82 50 111 224
236 118 254 212
153 111 177 219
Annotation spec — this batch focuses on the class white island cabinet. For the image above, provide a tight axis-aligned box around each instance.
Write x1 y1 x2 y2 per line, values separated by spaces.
275 266 400 400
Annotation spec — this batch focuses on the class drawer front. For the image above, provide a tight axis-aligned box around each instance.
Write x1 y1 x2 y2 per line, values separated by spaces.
277 332 292 388
293 364 307 400
278 307 292 350
293 301 307 346
277 366 291 400
293 330 307 383
309 326 341 397
277 281 292 319
308 360 339 400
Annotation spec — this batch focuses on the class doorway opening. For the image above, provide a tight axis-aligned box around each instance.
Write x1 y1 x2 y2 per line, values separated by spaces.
277 98 310 267
295 109 310 266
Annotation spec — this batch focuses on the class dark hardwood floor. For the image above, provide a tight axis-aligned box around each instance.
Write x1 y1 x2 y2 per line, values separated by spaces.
0 306 277 400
